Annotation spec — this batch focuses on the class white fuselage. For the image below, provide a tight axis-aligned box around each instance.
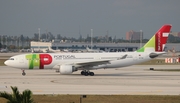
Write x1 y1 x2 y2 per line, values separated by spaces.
4 52 152 70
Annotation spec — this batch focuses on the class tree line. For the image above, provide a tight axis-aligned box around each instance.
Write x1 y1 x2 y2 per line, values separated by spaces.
0 33 180 50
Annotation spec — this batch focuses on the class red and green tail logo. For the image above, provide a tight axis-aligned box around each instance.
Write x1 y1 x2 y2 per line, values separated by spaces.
137 24 171 52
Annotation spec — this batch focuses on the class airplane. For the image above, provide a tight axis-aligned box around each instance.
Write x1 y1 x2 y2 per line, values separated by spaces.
0 48 8 53
31 48 44 53
85 47 105 53
31 47 60 53
46 46 61 53
72 47 105 53
4 24 172 76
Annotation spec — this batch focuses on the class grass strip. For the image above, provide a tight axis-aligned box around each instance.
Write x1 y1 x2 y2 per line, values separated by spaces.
1 95 180 103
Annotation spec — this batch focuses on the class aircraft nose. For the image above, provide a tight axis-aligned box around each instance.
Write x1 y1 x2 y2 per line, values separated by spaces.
4 60 9 66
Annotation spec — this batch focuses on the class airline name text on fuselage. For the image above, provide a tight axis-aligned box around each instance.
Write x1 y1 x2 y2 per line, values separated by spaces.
54 55 76 59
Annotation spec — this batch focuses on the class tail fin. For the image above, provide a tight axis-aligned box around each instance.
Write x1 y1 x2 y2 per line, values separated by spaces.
137 24 172 52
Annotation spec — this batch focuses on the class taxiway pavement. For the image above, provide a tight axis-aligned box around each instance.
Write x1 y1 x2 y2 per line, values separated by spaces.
0 65 180 95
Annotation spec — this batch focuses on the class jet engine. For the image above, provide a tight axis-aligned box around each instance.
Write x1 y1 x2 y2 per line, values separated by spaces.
149 53 159 58
59 65 77 74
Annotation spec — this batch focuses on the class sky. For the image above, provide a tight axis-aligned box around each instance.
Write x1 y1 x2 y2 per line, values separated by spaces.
0 0 180 39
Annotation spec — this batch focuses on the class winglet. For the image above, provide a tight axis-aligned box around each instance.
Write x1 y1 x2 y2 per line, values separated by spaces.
137 24 172 52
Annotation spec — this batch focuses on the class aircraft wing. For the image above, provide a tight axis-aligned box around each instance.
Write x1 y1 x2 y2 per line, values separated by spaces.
67 54 127 68
74 59 111 67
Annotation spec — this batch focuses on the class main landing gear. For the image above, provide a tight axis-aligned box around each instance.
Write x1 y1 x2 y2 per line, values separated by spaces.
22 69 26 76
81 70 94 76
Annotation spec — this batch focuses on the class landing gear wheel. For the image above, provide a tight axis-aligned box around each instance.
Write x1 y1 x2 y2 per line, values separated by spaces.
81 71 85 75
22 70 26 76
89 72 94 76
81 70 95 76
22 72 26 76
84 72 89 76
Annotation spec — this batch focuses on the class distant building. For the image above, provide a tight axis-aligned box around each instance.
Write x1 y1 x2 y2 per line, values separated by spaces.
30 41 139 52
170 32 180 37
30 41 180 52
126 30 143 41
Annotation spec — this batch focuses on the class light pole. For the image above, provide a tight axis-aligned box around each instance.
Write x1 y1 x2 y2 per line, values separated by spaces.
38 28 40 42
140 30 142 48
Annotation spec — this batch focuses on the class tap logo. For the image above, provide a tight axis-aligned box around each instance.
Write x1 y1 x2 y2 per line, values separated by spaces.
155 32 169 52
157 32 161 51
26 54 52 69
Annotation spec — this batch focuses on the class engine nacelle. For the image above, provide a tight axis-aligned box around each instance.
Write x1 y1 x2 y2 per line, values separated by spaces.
59 65 77 75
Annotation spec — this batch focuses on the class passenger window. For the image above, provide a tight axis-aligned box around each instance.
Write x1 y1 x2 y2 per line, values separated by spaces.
9 58 14 60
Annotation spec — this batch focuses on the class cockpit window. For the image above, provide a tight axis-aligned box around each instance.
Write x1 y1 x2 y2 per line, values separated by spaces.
9 58 14 60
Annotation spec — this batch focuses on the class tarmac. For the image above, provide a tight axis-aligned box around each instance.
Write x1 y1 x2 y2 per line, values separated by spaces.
0 65 180 95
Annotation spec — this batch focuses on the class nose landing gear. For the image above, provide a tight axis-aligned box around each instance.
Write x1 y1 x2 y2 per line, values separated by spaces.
22 69 26 76
81 70 94 76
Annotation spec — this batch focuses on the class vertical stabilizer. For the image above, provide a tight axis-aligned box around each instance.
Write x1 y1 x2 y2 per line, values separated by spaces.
137 24 171 52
